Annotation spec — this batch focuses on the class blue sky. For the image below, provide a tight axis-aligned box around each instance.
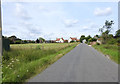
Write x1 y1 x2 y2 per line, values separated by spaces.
2 2 118 40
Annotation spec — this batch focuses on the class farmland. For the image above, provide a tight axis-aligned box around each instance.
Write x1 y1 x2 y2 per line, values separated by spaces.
2 43 79 82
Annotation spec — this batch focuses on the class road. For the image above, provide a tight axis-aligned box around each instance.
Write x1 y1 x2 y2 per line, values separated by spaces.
28 43 118 82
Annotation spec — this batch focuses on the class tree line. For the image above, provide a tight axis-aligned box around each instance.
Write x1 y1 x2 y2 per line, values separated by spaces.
79 20 120 45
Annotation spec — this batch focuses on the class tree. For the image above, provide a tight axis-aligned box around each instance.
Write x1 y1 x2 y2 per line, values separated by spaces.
86 35 91 42
115 29 120 38
80 35 85 43
99 20 114 44
88 38 97 42
39 37 45 43
108 34 113 38
36 39 39 43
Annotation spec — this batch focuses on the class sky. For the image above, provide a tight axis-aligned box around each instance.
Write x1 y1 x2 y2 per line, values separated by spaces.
1 1 118 40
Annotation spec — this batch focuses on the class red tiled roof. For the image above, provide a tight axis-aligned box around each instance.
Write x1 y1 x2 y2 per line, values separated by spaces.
56 38 60 41
70 37 77 41
56 38 64 41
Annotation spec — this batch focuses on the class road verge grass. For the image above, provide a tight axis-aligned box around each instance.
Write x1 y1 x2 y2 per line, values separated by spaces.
93 44 118 64
2 43 78 82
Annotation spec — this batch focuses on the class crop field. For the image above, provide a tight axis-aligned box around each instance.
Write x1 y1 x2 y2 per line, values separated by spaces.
2 43 79 82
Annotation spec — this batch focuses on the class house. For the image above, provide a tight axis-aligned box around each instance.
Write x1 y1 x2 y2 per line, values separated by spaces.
68 37 78 43
56 38 64 43
90 41 96 45
82 39 86 43
97 38 102 44
64 40 68 43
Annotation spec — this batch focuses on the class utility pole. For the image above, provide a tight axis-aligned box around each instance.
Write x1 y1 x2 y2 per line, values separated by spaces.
0 0 2 83
0 0 2 56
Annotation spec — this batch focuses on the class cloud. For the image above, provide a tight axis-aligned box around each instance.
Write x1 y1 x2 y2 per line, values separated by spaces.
94 7 112 16
15 3 32 20
81 22 99 31
63 19 79 27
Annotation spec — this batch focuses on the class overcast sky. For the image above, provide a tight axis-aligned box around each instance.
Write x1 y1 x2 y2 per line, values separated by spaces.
2 2 118 40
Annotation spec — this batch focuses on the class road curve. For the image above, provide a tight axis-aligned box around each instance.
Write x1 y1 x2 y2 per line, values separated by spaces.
28 43 118 82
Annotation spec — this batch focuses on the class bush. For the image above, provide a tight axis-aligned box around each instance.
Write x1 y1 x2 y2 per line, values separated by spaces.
107 39 117 44
96 42 100 45
88 42 90 45
70 41 75 43
14 40 22 44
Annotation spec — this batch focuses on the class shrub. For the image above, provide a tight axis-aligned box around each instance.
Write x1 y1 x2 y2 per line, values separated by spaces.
96 42 100 45
107 38 117 44
14 40 22 44
88 42 90 45
70 41 75 43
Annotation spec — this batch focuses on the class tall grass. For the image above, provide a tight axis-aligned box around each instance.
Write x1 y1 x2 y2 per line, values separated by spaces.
93 44 118 64
2 43 78 82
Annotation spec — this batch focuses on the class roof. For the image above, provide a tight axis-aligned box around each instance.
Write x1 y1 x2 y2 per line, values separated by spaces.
97 38 102 41
70 37 77 41
56 38 64 41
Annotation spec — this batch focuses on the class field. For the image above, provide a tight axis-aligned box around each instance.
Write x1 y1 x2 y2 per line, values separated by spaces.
93 44 119 64
2 43 79 82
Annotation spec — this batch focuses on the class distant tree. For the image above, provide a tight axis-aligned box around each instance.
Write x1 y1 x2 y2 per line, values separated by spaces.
115 29 120 38
23 40 28 44
14 40 21 44
108 34 113 38
88 38 97 42
80 35 86 43
86 35 91 42
96 35 99 38
8 35 18 44
99 20 114 34
39 37 45 43
36 39 39 43
99 20 114 44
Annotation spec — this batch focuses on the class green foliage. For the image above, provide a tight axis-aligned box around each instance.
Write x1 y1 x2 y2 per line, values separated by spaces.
99 20 114 44
14 40 22 44
88 38 97 42
115 29 120 37
80 35 86 43
107 38 117 45
108 34 113 38
96 42 100 45
70 40 75 43
39 37 45 43
86 35 92 42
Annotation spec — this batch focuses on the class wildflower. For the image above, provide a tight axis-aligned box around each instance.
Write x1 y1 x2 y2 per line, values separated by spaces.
8 65 10 67
10 63 12 65
16 59 19 62
12 61 14 63
17 75 19 78
27 70 29 72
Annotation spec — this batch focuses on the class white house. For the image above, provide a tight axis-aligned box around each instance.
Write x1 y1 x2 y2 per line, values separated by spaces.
56 38 64 43
82 39 86 43
96 38 102 44
68 37 78 43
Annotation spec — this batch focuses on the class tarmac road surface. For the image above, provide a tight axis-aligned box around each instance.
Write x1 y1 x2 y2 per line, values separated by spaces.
28 43 118 82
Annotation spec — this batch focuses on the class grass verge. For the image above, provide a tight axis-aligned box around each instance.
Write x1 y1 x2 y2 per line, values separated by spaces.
2 43 78 82
93 44 118 64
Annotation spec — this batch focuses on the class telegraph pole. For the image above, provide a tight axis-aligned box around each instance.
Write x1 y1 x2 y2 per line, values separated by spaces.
0 0 2 83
